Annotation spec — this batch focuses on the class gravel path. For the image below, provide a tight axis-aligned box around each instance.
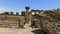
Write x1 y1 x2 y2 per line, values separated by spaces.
0 23 34 34
0 23 44 34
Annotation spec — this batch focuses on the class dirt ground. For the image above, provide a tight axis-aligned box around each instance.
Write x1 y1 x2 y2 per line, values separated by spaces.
0 23 45 34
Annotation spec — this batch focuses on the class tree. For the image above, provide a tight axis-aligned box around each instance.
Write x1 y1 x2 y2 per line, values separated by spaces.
21 11 25 16
16 12 19 16
4 12 9 15
10 12 14 15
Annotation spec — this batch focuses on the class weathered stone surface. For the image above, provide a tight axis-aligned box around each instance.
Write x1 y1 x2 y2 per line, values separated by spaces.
19 16 25 28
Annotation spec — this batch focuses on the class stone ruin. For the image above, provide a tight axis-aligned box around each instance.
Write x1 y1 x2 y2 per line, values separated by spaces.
0 7 60 34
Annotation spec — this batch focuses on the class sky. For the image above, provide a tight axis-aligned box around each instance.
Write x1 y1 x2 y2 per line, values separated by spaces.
0 0 60 13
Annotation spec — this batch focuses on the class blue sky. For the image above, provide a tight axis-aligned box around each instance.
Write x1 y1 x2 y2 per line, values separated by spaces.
0 0 60 13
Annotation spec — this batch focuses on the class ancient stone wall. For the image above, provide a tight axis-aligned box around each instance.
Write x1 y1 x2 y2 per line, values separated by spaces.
41 11 60 34
30 10 60 34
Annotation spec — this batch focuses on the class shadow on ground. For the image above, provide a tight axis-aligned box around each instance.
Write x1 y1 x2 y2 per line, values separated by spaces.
32 29 47 34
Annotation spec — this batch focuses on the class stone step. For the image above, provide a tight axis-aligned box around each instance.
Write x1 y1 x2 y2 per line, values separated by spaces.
10 22 19 25
0 23 18 26
0 25 7 28
0 21 19 28
0 24 19 26
0 22 7 24
0 24 7 25
0 21 19 23
10 24 19 26
11 26 19 28
0 24 19 28
0 25 7 26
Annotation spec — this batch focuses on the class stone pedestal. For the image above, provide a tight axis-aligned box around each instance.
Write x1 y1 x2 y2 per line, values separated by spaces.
19 16 25 28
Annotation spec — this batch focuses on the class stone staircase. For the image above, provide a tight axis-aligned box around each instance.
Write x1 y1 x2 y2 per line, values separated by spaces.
0 20 19 28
